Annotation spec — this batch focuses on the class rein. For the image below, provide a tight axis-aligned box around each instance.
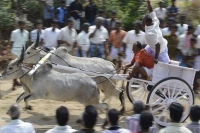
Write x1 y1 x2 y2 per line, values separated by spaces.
2 64 32 79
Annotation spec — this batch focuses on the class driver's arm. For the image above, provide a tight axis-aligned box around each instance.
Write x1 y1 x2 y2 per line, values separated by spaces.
155 43 160 60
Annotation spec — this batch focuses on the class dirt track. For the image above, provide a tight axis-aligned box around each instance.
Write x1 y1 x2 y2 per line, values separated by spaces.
0 79 200 133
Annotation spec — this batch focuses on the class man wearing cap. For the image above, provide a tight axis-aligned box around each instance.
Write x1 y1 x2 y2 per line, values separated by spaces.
153 1 166 20
0 104 36 133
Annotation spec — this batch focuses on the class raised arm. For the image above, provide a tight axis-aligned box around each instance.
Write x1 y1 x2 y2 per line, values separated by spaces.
146 0 153 13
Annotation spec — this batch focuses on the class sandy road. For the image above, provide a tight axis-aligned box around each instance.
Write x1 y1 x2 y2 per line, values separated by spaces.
0 79 199 133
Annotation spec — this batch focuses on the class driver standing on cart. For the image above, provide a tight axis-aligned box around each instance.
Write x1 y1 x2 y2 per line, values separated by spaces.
142 0 170 63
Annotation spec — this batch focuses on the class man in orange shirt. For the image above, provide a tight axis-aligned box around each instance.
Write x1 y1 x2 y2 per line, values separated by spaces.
123 41 154 80
109 21 126 67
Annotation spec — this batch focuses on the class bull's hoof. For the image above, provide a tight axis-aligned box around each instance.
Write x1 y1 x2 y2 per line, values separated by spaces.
26 105 32 110
76 119 82 123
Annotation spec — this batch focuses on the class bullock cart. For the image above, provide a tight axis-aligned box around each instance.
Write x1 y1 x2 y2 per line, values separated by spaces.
29 53 197 127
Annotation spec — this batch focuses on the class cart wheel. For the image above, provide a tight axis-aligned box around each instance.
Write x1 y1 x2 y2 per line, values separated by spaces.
126 81 149 103
147 77 194 127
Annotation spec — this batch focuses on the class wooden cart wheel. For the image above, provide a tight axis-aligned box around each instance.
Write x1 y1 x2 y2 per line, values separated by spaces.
147 77 194 127
126 81 150 103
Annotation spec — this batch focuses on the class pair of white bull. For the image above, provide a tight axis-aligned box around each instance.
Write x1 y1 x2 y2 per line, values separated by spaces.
0 33 124 112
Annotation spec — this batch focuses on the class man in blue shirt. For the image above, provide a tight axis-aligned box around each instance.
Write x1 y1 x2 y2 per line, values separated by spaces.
167 0 179 20
56 0 67 28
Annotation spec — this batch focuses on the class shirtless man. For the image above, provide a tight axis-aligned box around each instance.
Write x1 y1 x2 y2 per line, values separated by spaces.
142 0 170 63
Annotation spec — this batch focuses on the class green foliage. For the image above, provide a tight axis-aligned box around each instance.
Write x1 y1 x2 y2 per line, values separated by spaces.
99 0 147 30
180 0 200 26
0 0 16 40
20 0 43 23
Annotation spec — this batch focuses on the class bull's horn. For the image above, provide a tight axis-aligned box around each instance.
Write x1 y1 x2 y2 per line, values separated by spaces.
18 47 25 63
34 30 40 48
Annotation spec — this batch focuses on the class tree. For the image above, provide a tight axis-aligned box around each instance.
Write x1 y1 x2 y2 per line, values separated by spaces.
99 0 147 30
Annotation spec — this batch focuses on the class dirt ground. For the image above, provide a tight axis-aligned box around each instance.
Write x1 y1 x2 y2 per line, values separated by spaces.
0 79 200 133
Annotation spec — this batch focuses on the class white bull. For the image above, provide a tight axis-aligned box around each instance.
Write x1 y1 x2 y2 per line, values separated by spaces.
22 33 125 112
0 49 108 110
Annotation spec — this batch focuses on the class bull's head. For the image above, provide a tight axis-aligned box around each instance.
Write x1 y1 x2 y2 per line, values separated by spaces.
0 47 25 80
23 30 46 64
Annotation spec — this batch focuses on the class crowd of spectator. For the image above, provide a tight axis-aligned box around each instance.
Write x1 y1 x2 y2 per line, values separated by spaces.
1 101 200 133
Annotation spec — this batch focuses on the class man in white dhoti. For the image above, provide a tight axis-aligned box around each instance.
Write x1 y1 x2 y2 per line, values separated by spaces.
0 104 36 133
142 0 170 63
10 20 29 89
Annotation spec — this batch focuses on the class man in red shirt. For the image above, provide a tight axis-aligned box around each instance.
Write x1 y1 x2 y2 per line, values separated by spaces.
123 41 154 80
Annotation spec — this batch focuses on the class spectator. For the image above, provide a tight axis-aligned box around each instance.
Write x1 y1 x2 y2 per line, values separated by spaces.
126 101 158 133
194 24 200 37
159 18 165 29
30 19 44 44
69 0 83 32
85 0 97 26
41 20 60 51
186 105 200 133
0 104 36 133
10 20 29 90
66 0 74 7
56 0 67 28
177 25 194 62
42 0 54 28
107 11 118 33
76 23 90 57
140 112 154 133
46 106 77 133
193 49 200 94
109 21 126 67
177 15 188 36
197 35 200 49
123 21 145 63
167 0 179 20
88 17 109 58
162 18 178 36
58 19 77 55
159 102 192 133
180 38 197 68
154 1 166 19
164 24 178 59
102 109 131 133
74 105 98 133
97 9 108 29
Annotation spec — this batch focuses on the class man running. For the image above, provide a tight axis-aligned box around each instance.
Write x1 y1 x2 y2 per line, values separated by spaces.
142 0 170 63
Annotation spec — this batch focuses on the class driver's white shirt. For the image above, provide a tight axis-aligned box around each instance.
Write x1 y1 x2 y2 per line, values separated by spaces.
145 12 167 54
